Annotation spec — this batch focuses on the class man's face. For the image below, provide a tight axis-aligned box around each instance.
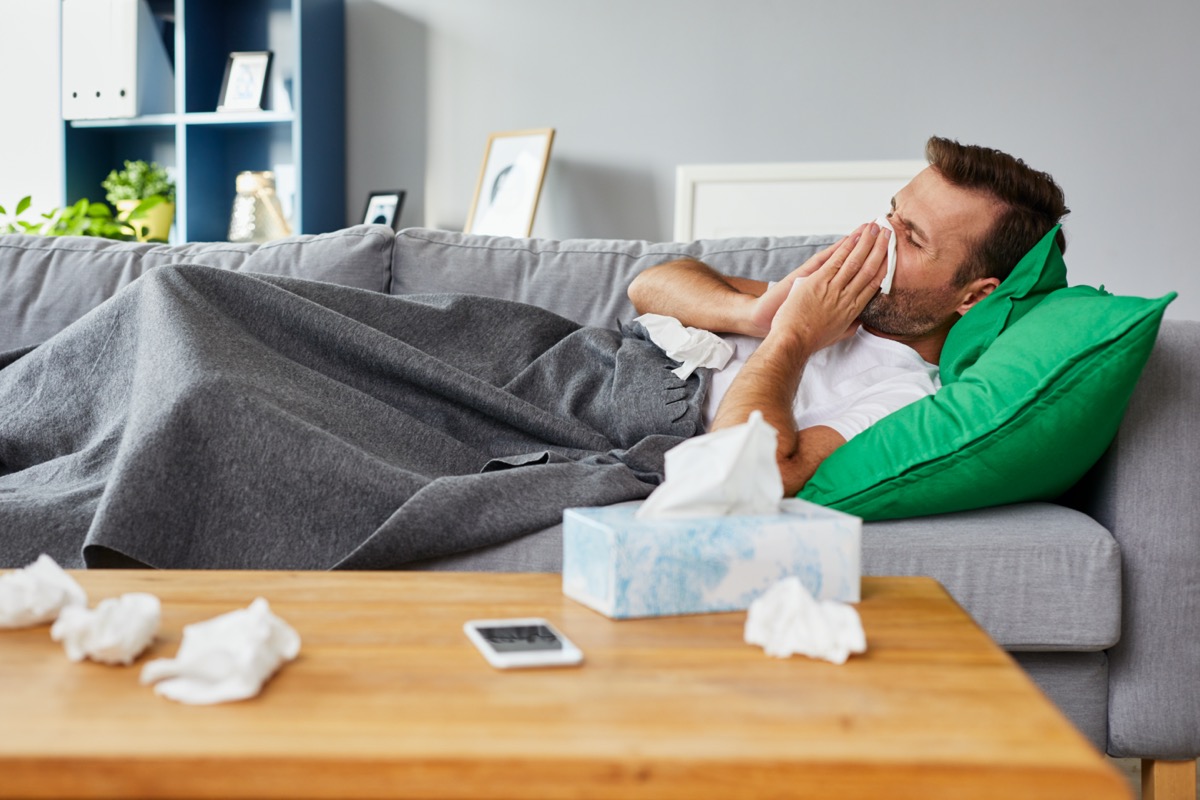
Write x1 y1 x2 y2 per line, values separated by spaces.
859 166 1001 338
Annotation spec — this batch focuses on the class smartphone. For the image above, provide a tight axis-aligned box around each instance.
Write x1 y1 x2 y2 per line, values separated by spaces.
463 617 584 669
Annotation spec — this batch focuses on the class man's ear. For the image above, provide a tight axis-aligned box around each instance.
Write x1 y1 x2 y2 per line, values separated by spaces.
955 277 1001 317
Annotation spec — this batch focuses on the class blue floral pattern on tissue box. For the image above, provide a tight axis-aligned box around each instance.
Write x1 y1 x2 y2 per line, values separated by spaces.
562 498 861 619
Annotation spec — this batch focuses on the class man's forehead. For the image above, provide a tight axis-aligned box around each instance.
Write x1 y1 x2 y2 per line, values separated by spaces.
892 168 998 244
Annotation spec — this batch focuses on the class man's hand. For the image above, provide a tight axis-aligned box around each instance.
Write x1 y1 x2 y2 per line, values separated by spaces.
711 223 891 494
769 223 890 352
746 225 866 336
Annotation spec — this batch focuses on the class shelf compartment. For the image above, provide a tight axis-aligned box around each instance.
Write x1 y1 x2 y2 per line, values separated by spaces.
64 124 177 208
183 0 296 115
184 122 294 243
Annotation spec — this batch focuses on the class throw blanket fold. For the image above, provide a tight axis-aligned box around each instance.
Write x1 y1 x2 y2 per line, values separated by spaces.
0 265 706 569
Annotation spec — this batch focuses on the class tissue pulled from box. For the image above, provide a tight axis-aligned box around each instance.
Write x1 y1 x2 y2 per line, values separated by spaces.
636 409 782 519
0 554 88 628
634 312 735 379
744 576 866 664
51 593 161 665
875 215 897 295
140 598 300 705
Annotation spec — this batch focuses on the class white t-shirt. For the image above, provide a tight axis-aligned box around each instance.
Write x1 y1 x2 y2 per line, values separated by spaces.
702 328 941 440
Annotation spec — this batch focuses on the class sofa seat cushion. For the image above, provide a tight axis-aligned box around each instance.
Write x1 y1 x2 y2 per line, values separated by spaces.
390 228 840 329
863 502 1121 651
0 226 394 352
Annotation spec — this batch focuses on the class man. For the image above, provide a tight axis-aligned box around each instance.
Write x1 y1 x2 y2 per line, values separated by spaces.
628 136 1070 495
0 137 1067 571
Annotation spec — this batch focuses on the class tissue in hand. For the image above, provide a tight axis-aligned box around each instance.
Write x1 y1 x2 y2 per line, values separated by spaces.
0 554 88 628
634 312 735 379
636 410 783 519
51 593 161 665
874 215 898 295
744 575 866 664
140 598 300 705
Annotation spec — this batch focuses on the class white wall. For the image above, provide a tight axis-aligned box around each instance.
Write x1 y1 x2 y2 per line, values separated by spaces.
0 1 62 211
4 2 1196 318
345 0 1199 319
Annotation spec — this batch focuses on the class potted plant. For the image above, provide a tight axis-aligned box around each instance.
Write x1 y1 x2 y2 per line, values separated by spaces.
102 160 176 242
1 195 142 240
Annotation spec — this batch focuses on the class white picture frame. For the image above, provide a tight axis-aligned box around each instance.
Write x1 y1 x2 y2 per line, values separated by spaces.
466 128 555 237
673 160 928 241
362 190 405 231
217 51 272 113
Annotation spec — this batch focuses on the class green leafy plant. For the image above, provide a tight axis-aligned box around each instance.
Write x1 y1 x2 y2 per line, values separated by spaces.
102 159 176 204
0 195 162 240
0 195 37 234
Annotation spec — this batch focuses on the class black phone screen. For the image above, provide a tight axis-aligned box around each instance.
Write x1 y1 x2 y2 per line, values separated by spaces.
475 624 564 653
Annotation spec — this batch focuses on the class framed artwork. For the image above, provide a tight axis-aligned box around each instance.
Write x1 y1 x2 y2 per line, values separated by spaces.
673 160 926 240
217 51 273 112
466 128 555 237
362 190 406 231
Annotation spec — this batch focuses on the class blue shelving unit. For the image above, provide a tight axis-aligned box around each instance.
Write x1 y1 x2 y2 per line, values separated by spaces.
62 0 345 242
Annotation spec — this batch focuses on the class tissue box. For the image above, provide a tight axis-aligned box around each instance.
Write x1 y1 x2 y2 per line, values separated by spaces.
562 498 861 619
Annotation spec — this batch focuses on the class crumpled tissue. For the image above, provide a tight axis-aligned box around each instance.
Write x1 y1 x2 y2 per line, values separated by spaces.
744 575 866 664
875 215 897 295
140 598 300 705
636 410 782 519
0 554 88 628
51 593 161 665
634 312 735 379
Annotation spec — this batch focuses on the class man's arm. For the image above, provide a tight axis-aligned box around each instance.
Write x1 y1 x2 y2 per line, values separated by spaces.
627 234 854 337
711 225 890 494
627 259 770 335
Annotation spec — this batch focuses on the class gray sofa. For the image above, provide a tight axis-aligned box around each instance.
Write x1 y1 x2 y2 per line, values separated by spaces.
1 226 1196 777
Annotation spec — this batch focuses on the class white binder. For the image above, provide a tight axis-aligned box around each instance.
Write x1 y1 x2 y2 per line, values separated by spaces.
61 0 174 120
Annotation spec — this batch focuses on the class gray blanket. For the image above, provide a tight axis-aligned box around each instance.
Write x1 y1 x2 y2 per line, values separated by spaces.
0 265 706 569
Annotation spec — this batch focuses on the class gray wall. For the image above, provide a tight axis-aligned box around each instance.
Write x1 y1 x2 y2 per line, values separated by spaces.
3 2 1195 318
345 0 1198 319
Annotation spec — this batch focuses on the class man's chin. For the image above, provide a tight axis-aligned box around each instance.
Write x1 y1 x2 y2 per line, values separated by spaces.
858 292 946 338
857 297 901 335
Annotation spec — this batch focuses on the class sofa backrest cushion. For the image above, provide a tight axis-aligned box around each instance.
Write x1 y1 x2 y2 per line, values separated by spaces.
0 226 393 352
800 286 1176 519
390 228 840 329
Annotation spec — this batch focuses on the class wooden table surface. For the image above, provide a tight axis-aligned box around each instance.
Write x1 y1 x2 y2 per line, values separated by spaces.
0 571 1130 800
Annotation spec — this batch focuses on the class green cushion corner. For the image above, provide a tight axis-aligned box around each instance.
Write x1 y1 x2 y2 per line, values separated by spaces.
939 225 1068 385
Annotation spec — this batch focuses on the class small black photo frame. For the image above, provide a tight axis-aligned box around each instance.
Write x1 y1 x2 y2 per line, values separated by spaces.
217 51 272 112
362 190 406 231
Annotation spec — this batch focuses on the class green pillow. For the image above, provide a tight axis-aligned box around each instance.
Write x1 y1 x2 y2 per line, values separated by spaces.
939 225 1068 384
798 285 1175 520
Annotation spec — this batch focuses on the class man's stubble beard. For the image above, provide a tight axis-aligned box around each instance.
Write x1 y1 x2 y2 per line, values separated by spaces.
858 285 960 338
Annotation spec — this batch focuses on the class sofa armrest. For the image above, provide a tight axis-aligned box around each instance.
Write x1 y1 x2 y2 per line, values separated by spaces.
1081 319 1200 758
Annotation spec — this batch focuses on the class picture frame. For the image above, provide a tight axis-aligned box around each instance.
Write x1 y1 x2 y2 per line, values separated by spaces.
362 190 406 231
217 51 273 112
466 128 555 237
673 160 926 240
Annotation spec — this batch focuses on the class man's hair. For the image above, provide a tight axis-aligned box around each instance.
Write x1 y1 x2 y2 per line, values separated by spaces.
925 136 1069 285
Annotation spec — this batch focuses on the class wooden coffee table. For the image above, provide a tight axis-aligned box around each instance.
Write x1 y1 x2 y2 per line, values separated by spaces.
0 572 1129 799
